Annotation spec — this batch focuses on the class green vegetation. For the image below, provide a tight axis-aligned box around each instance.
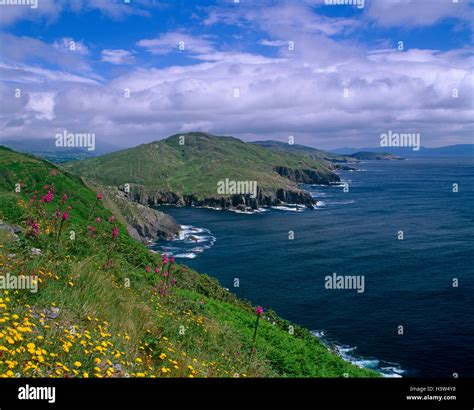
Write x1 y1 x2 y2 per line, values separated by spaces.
64 132 339 199
251 140 357 163
0 146 378 378
348 151 403 160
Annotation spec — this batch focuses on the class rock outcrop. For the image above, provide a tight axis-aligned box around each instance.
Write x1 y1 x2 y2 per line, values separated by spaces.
273 166 340 185
128 184 316 211
0 220 21 241
85 183 181 243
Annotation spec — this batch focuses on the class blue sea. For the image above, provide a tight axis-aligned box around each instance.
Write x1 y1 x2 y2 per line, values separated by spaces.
153 157 474 377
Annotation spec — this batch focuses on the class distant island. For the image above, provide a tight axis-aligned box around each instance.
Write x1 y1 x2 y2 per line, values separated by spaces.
252 140 403 161
347 151 404 161
331 144 474 157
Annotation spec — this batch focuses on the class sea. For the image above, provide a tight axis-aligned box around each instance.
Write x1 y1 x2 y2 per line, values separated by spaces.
153 157 474 378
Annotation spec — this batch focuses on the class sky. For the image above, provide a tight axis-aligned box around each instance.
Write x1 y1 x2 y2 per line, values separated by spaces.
0 0 473 150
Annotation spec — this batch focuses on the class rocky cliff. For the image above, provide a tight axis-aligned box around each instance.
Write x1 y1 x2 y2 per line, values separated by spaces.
127 184 316 212
273 166 340 185
85 183 181 242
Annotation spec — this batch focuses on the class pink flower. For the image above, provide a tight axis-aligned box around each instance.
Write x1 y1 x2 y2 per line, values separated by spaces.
256 306 263 316
96 217 101 222
88 225 96 232
145 266 151 273
31 220 40 237
169 255 175 264
97 193 103 200
104 259 114 269
163 272 169 278
50 170 57 176
172 279 177 285
112 226 118 239
42 191 54 203
154 267 160 273
108 216 115 223
162 254 169 264
62 212 69 221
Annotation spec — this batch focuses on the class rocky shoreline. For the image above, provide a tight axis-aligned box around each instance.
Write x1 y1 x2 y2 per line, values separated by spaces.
81 163 341 240
127 184 318 213
123 165 340 213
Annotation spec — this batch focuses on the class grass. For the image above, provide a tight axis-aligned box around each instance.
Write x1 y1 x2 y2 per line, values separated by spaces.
0 145 378 378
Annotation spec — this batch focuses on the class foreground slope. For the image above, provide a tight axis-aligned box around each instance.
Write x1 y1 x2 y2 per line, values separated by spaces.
0 146 377 378
65 132 340 210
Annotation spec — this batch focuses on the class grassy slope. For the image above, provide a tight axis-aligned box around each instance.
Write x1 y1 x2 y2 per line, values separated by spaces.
0 146 377 378
64 132 338 199
252 140 358 163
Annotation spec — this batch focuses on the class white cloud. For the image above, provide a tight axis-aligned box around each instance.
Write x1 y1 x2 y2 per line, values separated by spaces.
0 3 472 149
0 62 100 85
25 92 56 120
366 0 472 27
0 33 94 75
0 0 158 26
0 0 61 26
53 38 89 56
101 49 135 65
2 40 471 149
73 0 152 20
259 39 290 47
137 32 214 55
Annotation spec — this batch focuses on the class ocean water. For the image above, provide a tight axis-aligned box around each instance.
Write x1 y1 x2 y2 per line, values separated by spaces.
153 157 474 377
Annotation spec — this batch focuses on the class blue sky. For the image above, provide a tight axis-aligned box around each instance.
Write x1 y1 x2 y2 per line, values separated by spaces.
0 0 473 149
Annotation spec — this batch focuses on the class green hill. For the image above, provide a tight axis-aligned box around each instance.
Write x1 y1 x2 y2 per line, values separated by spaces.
251 140 357 164
64 132 340 210
0 146 377 378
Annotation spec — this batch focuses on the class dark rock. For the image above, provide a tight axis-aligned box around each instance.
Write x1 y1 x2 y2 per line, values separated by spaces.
127 183 317 211
273 166 340 185
94 186 181 242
